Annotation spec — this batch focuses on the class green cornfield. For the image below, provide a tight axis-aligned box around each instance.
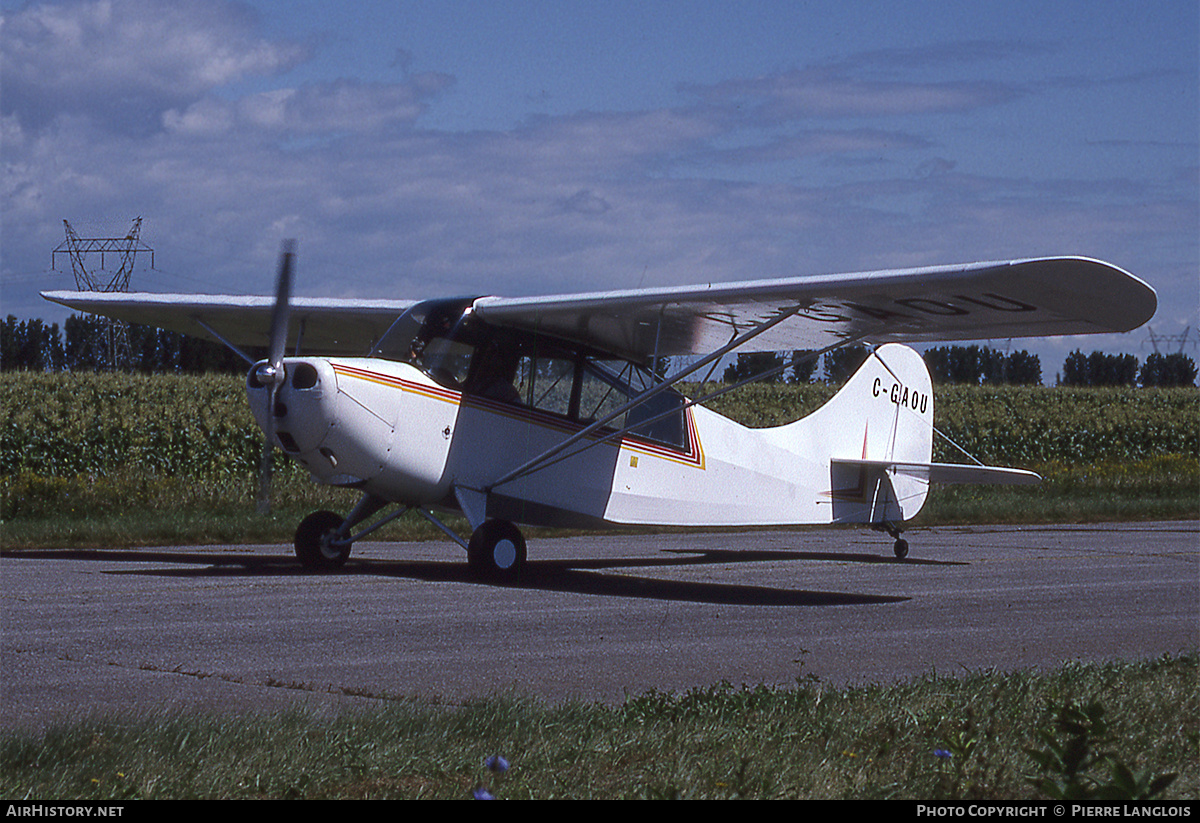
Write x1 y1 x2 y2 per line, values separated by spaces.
1 372 262 479
1 372 1197 546
692 381 1199 464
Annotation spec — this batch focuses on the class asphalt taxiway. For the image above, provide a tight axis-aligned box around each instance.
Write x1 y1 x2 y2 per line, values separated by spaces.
2 521 1196 730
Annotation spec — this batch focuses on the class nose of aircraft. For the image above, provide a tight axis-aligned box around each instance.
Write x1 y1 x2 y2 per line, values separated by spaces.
247 358 337 455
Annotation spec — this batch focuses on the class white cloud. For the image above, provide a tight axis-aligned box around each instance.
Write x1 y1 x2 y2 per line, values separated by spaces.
681 68 1019 121
1 0 308 132
160 97 236 137
163 75 456 137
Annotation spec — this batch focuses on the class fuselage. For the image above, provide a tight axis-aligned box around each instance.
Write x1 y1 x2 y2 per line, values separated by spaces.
248 342 936 529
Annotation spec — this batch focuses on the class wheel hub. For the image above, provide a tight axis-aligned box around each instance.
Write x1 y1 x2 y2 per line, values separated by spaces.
319 532 343 561
492 539 518 570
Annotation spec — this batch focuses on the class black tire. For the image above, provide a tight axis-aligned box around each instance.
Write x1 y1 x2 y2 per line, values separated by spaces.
295 510 350 570
468 519 526 577
893 538 909 560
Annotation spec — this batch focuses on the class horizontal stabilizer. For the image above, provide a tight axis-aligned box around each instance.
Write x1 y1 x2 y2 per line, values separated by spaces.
832 458 1041 486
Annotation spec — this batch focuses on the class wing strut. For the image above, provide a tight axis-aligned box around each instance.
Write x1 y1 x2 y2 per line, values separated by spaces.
193 317 256 365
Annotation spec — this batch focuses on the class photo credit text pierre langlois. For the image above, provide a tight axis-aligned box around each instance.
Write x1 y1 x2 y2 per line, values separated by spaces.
916 806 1193 818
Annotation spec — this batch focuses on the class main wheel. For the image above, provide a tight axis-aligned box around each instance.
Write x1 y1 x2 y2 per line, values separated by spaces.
295 510 350 570
468 519 526 577
893 538 909 559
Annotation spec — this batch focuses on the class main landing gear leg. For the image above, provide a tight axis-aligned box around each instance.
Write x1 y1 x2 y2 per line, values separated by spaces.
415 509 527 578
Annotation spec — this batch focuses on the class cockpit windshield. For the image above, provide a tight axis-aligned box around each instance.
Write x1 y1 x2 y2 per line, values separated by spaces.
371 298 477 381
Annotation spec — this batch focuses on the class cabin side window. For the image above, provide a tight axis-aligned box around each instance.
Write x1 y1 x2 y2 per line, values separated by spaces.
514 351 576 417
382 307 687 450
501 343 687 450
580 357 686 449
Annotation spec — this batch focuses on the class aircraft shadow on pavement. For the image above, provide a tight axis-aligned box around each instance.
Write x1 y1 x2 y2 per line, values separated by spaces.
2 545 965 606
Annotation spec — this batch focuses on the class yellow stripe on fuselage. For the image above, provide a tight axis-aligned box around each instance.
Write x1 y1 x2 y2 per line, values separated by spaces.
332 362 704 470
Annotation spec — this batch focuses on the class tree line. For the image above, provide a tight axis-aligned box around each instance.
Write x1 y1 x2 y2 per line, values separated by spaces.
3 314 1195 387
722 344 1196 387
1 314 245 374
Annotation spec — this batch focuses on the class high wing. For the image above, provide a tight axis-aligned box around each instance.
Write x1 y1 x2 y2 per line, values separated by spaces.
39 291 418 357
472 257 1156 362
43 256 1155 362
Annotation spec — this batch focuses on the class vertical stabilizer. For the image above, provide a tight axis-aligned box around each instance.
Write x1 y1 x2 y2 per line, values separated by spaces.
766 343 935 524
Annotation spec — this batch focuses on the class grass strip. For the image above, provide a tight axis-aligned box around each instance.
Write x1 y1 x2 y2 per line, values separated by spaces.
1 654 1194 800
3 455 1195 550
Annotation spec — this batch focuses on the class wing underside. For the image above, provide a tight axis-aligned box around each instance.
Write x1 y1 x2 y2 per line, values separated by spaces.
39 292 418 357
472 257 1156 362
43 256 1155 362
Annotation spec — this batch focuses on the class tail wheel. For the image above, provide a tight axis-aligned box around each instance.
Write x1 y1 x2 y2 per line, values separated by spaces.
468 519 526 577
295 510 350 570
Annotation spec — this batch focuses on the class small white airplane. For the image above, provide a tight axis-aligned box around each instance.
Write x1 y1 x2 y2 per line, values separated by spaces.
44 250 1156 574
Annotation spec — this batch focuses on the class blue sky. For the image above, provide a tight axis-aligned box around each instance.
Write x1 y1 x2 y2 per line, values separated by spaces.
2 0 1196 376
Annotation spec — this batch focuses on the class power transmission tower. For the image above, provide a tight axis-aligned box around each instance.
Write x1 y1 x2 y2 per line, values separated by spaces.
52 218 155 369
1145 326 1197 355
53 217 154 291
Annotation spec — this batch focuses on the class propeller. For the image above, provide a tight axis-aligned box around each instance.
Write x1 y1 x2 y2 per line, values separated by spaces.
256 239 296 514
